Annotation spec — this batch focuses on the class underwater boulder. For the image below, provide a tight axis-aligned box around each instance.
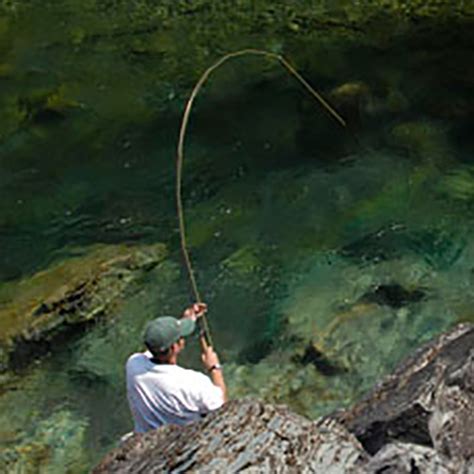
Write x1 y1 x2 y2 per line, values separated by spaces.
361 283 425 308
387 120 449 163
329 81 370 124
0 409 88 473
0 243 167 372
438 164 474 203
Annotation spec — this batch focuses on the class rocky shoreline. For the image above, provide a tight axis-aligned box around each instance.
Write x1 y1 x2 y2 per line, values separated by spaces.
94 323 474 473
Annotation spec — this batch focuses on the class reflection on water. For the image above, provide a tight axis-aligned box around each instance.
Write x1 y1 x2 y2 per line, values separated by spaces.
1 3 474 472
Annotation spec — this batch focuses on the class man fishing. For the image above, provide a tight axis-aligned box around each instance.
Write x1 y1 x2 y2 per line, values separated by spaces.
126 303 227 433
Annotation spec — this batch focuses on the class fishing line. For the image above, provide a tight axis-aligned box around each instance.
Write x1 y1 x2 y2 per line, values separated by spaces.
176 49 346 348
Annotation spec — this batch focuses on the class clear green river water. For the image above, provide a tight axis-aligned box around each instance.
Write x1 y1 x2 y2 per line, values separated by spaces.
0 1 473 472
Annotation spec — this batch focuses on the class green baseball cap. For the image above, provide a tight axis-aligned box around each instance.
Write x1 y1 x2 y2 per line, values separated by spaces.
144 316 196 353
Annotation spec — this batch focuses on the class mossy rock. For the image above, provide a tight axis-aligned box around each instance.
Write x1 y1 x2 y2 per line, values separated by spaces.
388 120 449 162
438 164 474 202
221 246 262 276
0 410 88 473
0 95 27 140
0 243 167 372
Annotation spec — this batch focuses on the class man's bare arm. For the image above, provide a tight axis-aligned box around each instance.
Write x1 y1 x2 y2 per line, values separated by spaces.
201 342 227 402
182 302 228 402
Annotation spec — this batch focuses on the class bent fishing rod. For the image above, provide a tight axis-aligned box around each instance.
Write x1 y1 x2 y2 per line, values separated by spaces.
175 49 346 348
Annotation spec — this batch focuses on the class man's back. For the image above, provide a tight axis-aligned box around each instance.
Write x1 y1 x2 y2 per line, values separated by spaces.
126 351 224 432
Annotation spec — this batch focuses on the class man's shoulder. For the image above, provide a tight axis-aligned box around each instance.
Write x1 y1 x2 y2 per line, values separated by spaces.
126 351 151 369
127 351 148 360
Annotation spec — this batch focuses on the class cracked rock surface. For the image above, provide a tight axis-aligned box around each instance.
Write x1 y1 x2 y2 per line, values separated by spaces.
93 401 368 473
335 324 474 468
94 324 474 473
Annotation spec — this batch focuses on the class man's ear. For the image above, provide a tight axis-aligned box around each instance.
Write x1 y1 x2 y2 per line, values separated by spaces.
169 342 180 354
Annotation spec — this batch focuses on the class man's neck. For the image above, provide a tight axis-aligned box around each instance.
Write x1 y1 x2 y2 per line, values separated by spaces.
150 355 178 365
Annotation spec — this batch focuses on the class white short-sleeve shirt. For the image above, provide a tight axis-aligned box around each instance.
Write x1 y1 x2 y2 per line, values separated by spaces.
126 351 224 433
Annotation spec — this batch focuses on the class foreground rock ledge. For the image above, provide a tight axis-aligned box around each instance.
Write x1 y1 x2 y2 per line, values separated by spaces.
94 401 368 473
94 324 474 473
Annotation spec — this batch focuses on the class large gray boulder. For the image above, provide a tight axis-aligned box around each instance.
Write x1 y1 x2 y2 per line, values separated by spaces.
93 399 368 473
94 323 474 473
334 323 474 472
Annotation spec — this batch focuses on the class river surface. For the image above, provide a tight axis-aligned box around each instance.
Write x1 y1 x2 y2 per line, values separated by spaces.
1 2 474 472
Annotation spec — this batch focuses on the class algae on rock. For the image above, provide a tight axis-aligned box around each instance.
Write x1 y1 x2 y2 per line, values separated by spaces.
0 243 167 372
0 410 88 474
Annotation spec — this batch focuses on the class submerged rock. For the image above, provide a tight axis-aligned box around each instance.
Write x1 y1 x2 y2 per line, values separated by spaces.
0 243 167 372
0 410 88 473
298 342 347 376
439 164 474 202
94 323 473 473
361 283 425 308
329 81 370 123
388 120 449 163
